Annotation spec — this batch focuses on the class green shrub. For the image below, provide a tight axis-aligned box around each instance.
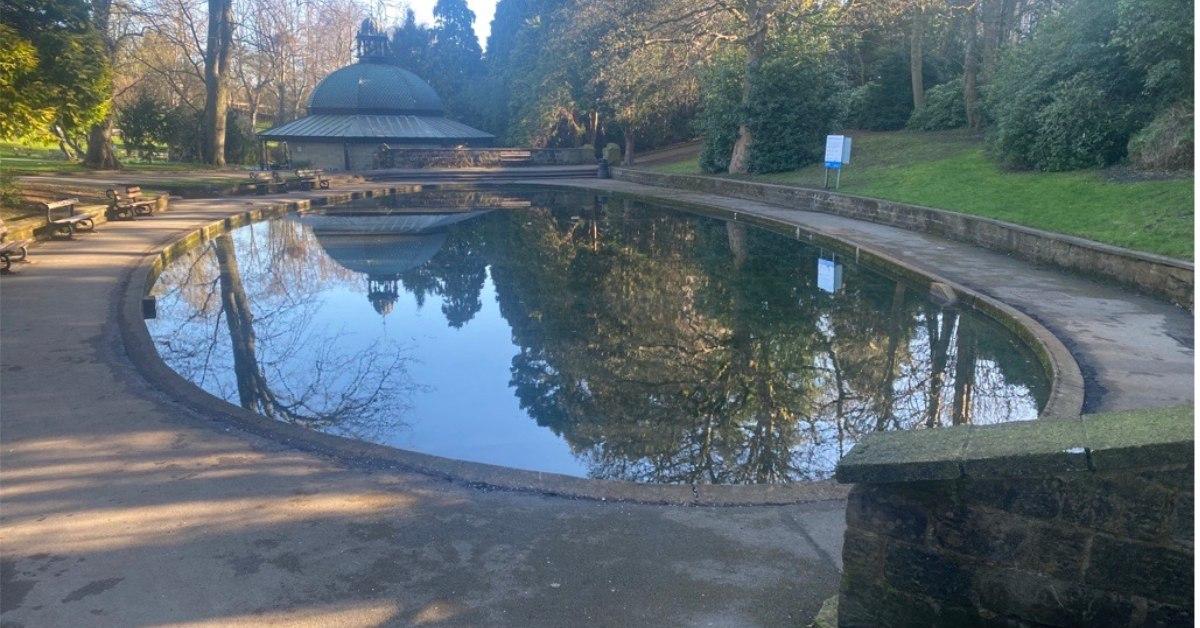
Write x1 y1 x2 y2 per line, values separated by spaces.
1028 73 1139 170
843 52 916 131
698 49 842 174
119 91 167 157
743 54 842 173
906 79 966 131
697 53 743 173
1116 0 1193 105
602 142 621 164
223 111 257 165
986 0 1153 170
0 170 20 207
1127 102 1194 171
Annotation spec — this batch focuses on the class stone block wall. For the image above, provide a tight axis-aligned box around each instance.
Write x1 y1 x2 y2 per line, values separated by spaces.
612 168 1193 309
836 407 1194 627
376 147 593 169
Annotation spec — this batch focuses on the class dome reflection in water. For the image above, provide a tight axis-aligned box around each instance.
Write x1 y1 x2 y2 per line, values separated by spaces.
147 188 1048 484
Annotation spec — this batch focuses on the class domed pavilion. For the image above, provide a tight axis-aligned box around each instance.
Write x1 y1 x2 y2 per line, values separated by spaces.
259 20 494 171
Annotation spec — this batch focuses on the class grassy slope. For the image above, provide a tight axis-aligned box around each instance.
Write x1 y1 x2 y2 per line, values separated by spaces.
652 131 1194 259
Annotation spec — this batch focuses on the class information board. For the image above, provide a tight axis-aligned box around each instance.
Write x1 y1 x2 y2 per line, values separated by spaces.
824 135 852 169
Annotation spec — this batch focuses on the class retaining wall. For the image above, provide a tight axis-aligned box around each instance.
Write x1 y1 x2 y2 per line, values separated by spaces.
377 147 593 169
835 407 1193 626
612 169 1193 309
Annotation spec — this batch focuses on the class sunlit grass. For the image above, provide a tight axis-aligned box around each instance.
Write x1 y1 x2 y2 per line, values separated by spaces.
650 130 1194 259
0 141 222 174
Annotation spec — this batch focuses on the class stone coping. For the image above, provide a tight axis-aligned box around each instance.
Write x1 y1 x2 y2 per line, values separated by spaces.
612 168 1194 309
835 405 1193 484
117 181 1087 505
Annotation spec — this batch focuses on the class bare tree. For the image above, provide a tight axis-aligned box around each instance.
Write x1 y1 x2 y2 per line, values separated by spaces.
203 0 234 165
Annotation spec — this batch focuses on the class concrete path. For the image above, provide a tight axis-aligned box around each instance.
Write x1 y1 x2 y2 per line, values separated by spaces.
544 179 1193 413
0 184 843 627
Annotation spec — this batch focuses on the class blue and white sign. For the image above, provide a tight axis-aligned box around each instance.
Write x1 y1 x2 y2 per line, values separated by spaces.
824 135 852 169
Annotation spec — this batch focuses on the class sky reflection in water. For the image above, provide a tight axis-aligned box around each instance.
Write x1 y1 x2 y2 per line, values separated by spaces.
148 188 1048 483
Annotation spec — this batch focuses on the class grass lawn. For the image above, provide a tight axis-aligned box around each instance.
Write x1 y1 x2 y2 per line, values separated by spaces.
0 141 220 175
652 130 1194 259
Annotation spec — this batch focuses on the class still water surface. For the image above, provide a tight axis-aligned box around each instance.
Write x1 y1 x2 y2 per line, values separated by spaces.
148 188 1048 483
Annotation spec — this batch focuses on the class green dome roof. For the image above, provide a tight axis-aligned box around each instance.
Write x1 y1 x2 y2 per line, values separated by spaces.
307 62 444 115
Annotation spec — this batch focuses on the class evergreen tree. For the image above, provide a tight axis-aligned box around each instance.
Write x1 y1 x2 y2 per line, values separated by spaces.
390 9 434 77
429 0 485 124
0 0 110 155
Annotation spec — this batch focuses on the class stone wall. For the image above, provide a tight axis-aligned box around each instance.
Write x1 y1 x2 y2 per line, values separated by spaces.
376 147 593 169
612 168 1194 309
836 407 1193 627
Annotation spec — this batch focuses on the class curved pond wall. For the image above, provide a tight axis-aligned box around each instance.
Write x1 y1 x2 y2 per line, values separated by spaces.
613 169 1194 310
120 183 1081 505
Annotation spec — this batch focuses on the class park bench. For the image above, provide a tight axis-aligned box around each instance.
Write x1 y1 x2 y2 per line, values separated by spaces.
499 150 533 165
248 171 275 194
290 169 328 191
0 218 32 273
42 198 95 238
106 185 156 220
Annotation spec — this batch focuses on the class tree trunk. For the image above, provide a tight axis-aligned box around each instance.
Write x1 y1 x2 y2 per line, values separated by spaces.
203 0 234 166
924 308 957 428
909 10 926 110
728 2 766 175
623 133 635 166
951 316 977 425
276 83 288 124
215 234 266 412
963 1 980 131
84 116 120 169
726 221 748 269
875 283 908 431
52 126 80 160
84 0 120 169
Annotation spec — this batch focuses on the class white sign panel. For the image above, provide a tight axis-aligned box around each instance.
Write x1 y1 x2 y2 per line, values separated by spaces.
817 258 843 294
824 135 844 166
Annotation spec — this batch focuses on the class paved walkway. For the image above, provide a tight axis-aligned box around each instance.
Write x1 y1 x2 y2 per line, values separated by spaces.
0 184 843 627
1 177 1192 626
543 179 1194 413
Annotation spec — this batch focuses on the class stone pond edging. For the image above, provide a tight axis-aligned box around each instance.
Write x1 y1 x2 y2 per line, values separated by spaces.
834 406 1194 625
612 168 1194 310
117 180 1084 506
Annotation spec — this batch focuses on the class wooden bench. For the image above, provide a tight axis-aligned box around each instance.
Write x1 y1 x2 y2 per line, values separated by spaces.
290 169 329 191
106 185 156 220
248 171 275 195
42 199 95 238
0 218 32 272
499 150 533 165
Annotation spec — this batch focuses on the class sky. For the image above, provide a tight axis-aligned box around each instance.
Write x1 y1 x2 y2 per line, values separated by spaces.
384 0 500 49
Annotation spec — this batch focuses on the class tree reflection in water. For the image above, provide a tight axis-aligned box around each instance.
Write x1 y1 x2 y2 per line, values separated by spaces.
148 188 1048 484
150 220 417 442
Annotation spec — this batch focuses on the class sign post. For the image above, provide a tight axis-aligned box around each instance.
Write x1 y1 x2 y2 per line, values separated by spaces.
823 135 852 190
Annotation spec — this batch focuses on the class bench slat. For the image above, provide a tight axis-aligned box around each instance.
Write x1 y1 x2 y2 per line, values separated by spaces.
51 215 91 224
43 199 79 210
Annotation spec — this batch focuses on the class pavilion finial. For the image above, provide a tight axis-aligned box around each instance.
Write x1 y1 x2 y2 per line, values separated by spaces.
356 18 389 63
